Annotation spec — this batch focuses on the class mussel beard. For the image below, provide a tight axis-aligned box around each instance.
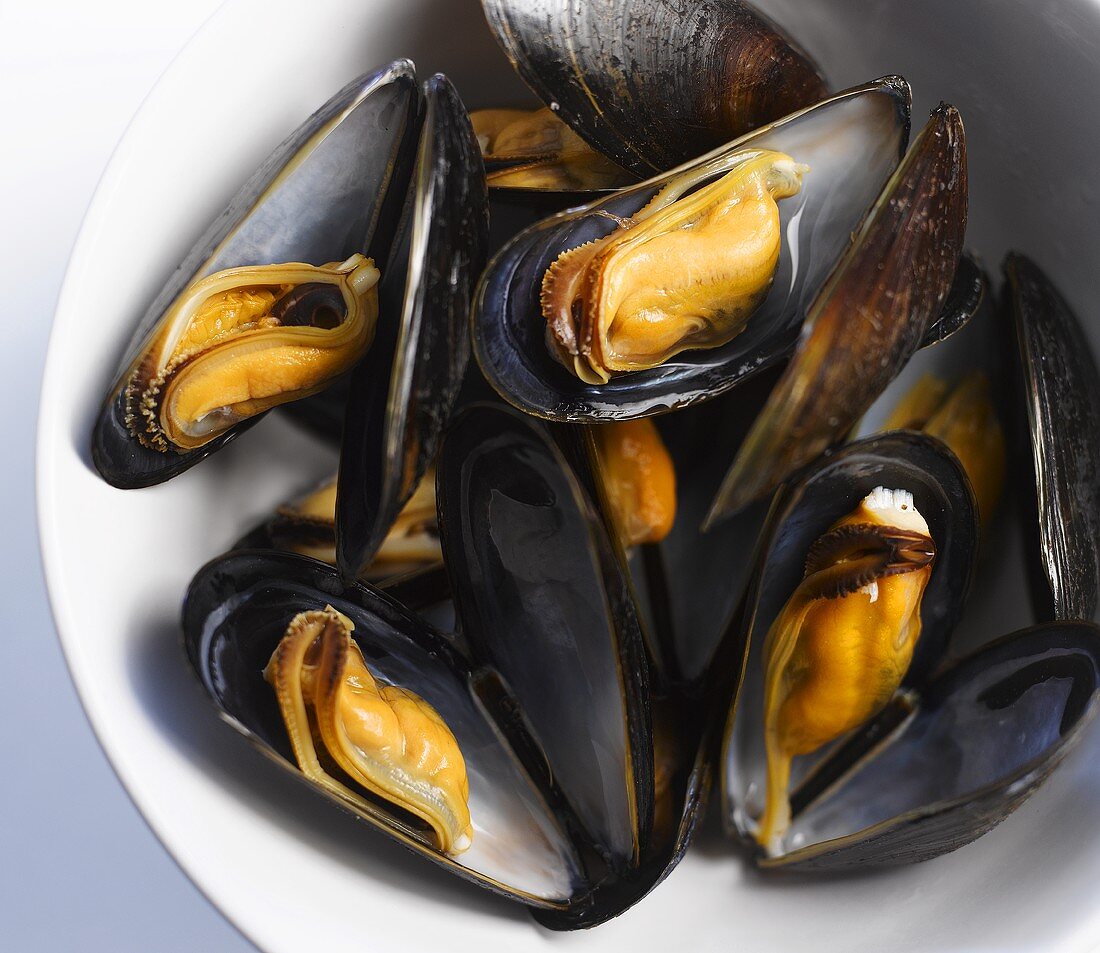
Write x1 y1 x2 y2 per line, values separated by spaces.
540 150 807 384
470 107 633 191
124 254 379 452
263 606 473 856
756 487 935 856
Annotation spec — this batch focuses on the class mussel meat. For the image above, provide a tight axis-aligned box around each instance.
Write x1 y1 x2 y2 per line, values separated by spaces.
267 471 441 581
471 107 633 191
542 150 807 384
883 371 1005 525
125 256 379 452
264 605 472 855
756 486 935 854
592 419 677 548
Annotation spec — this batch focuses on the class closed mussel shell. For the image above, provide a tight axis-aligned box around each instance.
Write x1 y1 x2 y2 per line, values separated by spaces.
479 0 828 178
438 403 709 927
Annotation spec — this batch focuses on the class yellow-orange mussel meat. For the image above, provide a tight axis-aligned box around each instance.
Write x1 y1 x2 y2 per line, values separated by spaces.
125 255 379 452
756 487 935 854
268 472 442 580
593 419 677 547
541 150 806 384
264 606 473 855
884 371 1005 525
470 107 632 190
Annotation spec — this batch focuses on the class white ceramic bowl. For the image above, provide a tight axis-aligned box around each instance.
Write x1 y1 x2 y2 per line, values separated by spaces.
38 0 1100 950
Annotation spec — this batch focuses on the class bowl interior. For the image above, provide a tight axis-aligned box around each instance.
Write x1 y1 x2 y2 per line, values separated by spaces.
37 0 1100 950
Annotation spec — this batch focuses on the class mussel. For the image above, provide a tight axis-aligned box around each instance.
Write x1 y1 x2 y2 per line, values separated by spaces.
474 78 912 421
184 404 706 928
719 432 1100 868
470 107 633 191
542 150 807 384
93 62 421 487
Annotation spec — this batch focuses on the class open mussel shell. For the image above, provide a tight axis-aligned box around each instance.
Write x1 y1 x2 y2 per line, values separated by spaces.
707 103 969 524
1005 253 1100 622
479 0 827 179
92 62 422 488
183 550 585 909
336 74 489 582
742 622 1100 870
474 78 913 422
720 432 979 859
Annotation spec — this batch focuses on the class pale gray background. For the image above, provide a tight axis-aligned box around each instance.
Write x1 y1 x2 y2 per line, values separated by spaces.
4 1 253 948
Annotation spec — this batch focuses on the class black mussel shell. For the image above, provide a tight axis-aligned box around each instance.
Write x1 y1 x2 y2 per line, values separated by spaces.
473 78 913 423
480 0 828 178
182 550 586 909
754 622 1100 870
336 74 489 582
438 403 710 927
185 401 702 927
438 404 654 875
92 62 422 488
721 431 979 857
1006 253 1100 623
708 103 969 524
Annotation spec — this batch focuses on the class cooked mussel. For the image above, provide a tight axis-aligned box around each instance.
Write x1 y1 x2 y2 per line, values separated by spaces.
747 622 1100 869
542 150 807 384
719 430 1100 868
480 0 828 178
1005 253 1100 622
707 103 968 523
475 78 912 421
471 107 633 191
263 605 472 855
265 472 441 582
93 62 421 487
185 404 706 927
